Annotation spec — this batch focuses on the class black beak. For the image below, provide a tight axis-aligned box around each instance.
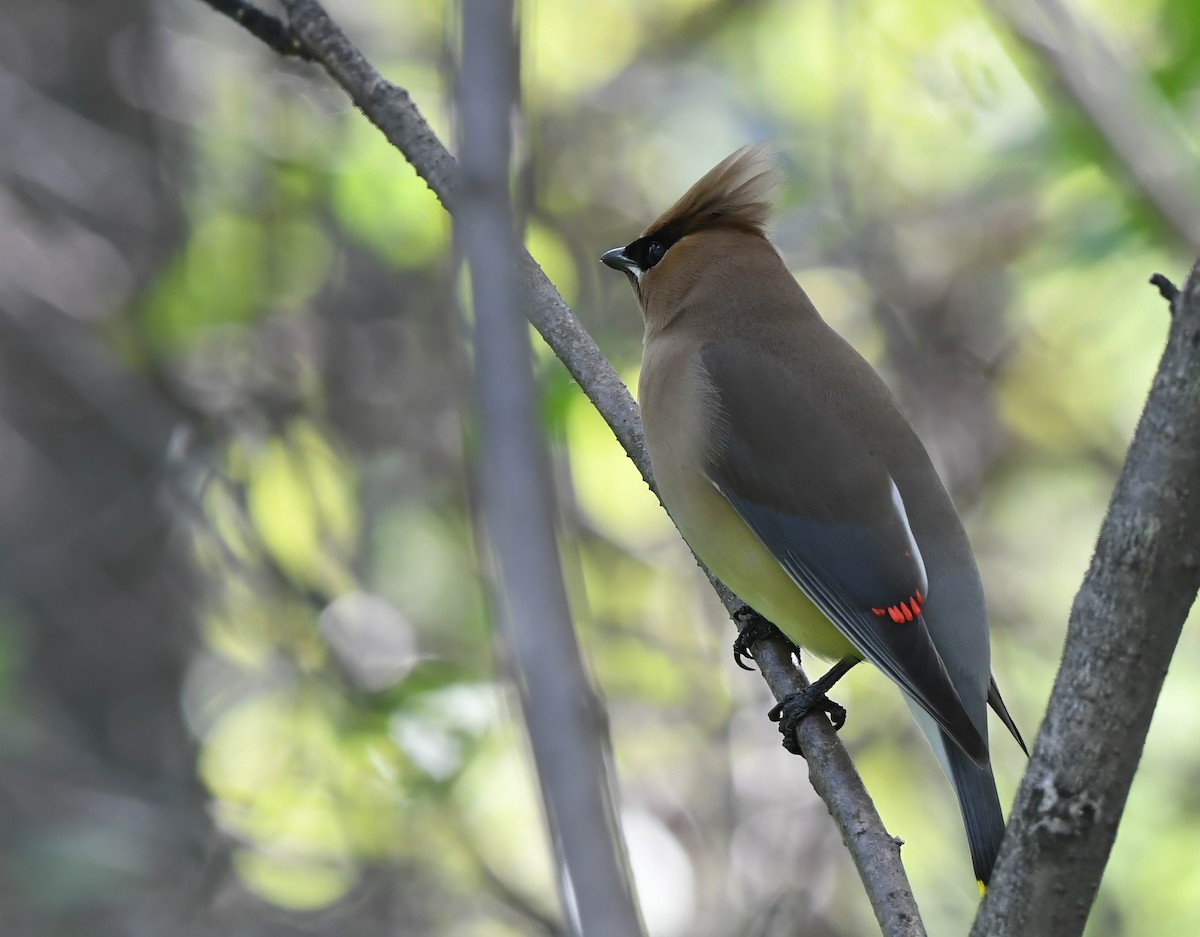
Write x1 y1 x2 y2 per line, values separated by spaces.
601 247 639 276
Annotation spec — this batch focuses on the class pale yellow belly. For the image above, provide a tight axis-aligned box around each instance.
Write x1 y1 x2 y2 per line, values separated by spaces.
666 472 857 662
637 331 856 662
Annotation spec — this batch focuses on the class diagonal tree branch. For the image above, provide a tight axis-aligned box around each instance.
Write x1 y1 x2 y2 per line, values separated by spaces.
204 1 929 932
985 0 1200 251
971 269 1200 936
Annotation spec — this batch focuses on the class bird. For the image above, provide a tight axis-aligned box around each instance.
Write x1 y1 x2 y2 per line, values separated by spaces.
601 144 1025 888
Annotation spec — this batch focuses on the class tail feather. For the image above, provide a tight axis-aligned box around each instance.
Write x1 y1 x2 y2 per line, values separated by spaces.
988 676 1028 756
943 727 1006 885
906 696 1007 886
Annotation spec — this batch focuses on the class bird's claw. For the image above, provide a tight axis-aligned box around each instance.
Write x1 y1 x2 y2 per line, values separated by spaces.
732 607 789 671
768 688 848 756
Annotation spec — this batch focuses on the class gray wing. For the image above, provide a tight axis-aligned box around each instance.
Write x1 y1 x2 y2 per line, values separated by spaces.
702 339 987 764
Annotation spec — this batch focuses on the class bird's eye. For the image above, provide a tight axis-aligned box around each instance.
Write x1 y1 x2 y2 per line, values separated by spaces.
646 241 666 267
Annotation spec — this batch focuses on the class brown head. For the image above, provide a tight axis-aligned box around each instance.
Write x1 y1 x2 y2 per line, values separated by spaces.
601 145 784 329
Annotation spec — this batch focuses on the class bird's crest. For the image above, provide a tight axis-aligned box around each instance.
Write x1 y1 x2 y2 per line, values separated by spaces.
643 144 783 243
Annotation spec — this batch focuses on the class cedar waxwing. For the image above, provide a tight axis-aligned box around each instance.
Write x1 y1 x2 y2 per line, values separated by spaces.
601 146 1025 888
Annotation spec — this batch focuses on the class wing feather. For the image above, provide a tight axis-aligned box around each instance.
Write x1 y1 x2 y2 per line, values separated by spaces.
701 338 988 763
719 490 987 763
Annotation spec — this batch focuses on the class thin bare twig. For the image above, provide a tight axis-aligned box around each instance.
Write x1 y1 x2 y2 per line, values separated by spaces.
1150 272 1180 305
203 1 927 932
972 267 1200 935
457 1 644 934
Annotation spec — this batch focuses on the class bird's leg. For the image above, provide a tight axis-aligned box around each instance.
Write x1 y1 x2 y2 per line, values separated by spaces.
732 605 795 671
768 656 860 756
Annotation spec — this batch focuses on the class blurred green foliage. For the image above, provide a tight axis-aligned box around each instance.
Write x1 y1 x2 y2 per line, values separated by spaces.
87 0 1200 932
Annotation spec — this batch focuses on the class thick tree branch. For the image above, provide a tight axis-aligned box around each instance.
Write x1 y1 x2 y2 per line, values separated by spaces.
972 267 1200 935
985 0 1200 251
207 1 927 932
458 1 644 934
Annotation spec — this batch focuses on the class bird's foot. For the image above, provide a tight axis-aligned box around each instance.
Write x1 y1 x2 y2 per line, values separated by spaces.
768 687 847 756
732 606 792 671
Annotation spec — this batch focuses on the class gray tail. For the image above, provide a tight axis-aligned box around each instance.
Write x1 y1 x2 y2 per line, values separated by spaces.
943 727 1006 886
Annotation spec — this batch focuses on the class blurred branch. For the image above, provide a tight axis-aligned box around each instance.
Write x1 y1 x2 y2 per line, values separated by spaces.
985 0 1200 251
200 1 927 932
972 268 1200 936
456 2 645 935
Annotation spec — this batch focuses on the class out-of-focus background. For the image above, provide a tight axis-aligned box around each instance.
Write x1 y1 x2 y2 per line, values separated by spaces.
1 0 1198 934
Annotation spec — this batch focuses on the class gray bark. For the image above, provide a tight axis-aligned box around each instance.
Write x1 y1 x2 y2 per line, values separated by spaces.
971 269 1200 935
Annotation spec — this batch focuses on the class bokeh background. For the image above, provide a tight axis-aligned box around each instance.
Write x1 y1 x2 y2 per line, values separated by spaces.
2 0 1199 934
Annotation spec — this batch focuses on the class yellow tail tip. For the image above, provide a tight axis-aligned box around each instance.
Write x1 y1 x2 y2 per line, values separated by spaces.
977 880 987 898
